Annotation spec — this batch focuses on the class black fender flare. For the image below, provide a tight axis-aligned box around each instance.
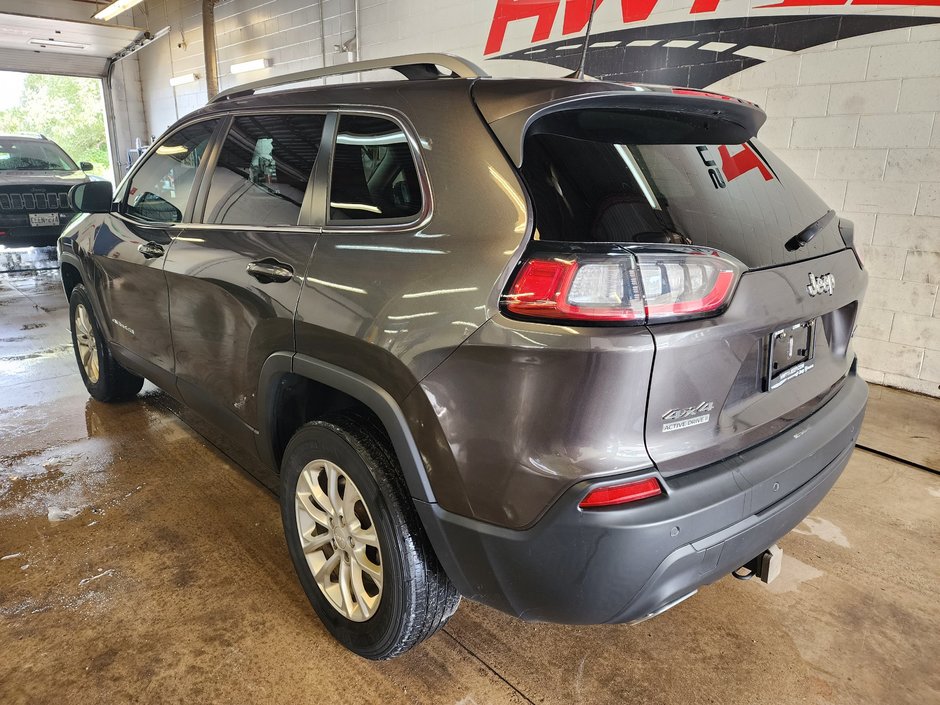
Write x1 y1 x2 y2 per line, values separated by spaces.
58 249 84 294
58 249 109 338
257 351 436 504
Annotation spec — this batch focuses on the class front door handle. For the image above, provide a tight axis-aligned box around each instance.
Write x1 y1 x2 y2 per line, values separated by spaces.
247 259 294 284
137 241 165 259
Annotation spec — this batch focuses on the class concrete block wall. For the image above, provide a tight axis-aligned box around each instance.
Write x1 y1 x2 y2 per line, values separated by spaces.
125 0 206 139
357 0 493 60
129 0 358 137
214 0 357 86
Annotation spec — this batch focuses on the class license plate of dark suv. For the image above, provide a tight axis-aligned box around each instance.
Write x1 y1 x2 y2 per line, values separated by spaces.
29 213 59 227
768 320 815 390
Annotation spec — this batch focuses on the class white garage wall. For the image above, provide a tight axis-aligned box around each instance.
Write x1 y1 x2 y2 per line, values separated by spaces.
126 0 940 397
214 0 357 86
129 1 205 139
130 0 359 138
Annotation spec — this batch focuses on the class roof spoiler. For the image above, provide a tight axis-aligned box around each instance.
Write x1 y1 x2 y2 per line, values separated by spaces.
474 82 767 167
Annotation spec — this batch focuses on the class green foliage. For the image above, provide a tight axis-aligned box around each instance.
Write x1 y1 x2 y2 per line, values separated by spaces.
0 74 110 177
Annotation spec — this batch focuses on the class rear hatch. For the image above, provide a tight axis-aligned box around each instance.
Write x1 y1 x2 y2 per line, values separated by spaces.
475 80 866 477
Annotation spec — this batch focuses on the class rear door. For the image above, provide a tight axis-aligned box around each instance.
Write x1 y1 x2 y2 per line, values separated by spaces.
91 118 220 388
161 111 329 437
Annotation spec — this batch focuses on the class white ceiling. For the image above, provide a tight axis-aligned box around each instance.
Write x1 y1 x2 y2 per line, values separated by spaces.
0 11 142 77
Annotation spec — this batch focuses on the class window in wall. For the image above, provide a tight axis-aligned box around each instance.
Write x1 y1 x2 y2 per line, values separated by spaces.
125 120 218 223
329 115 422 222
202 113 326 226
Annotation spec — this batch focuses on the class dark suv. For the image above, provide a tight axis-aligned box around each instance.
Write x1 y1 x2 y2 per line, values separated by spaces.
59 54 868 659
0 134 94 247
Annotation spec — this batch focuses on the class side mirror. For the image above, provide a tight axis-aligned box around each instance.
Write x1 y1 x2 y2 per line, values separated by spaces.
80 161 94 172
69 181 113 214
130 192 182 223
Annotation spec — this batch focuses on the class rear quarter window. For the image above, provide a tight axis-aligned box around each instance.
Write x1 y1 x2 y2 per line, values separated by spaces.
328 115 422 224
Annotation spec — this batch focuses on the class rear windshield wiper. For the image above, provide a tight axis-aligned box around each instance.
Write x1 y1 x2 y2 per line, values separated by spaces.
785 209 835 251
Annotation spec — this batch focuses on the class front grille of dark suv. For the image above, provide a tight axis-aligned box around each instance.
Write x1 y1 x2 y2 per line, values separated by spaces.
0 188 72 213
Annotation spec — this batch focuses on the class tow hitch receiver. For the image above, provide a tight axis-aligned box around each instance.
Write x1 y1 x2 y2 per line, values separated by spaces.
733 544 784 584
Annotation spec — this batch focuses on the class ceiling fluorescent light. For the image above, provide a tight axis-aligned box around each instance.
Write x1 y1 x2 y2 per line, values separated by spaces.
230 58 271 74
94 0 146 22
29 38 86 50
169 73 198 87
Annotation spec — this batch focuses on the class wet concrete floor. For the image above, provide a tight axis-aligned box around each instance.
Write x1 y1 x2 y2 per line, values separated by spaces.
1 247 938 705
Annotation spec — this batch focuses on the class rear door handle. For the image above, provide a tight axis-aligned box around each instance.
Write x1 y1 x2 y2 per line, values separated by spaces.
138 242 165 259
247 259 294 284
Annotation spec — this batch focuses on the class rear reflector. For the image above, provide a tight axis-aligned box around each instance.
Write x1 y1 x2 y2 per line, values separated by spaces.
579 477 663 508
503 246 743 325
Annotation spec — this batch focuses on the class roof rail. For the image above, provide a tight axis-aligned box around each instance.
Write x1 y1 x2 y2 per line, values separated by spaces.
211 53 488 103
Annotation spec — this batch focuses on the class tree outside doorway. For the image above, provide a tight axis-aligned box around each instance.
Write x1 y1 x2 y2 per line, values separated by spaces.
0 72 112 183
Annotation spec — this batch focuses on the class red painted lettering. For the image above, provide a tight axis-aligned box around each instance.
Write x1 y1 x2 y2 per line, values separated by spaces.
718 144 773 183
485 0 662 55
690 0 721 12
485 0 560 56
485 0 940 55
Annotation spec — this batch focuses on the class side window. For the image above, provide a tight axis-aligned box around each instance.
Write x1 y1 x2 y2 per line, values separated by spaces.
329 115 422 222
202 114 326 226
125 120 217 223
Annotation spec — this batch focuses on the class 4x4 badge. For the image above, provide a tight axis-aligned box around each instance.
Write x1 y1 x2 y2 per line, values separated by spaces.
663 401 715 420
662 401 714 432
806 272 835 297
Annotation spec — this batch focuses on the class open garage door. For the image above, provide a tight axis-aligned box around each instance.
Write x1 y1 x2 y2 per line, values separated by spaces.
0 11 141 78
0 11 146 265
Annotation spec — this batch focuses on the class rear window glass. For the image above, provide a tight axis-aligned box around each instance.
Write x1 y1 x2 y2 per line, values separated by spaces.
520 112 844 269
329 115 422 223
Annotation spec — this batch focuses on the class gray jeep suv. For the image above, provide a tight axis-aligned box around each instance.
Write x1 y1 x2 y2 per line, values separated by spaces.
59 54 868 659
0 134 94 246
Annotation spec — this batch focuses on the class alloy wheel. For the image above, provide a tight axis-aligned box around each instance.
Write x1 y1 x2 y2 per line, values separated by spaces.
74 303 99 384
294 459 383 621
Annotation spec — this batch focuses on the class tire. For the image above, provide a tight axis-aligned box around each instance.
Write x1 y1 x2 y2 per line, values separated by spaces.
280 414 460 659
68 284 144 403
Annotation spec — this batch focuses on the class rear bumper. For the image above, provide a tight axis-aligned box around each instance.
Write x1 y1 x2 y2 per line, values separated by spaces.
417 374 867 624
0 222 66 246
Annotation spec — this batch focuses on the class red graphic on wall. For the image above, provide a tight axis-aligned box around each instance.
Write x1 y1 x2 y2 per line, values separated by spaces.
485 0 940 54
719 144 774 182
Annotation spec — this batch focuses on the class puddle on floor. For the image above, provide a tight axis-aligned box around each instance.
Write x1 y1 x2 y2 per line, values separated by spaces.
0 436 114 520
793 515 851 548
766 554 825 594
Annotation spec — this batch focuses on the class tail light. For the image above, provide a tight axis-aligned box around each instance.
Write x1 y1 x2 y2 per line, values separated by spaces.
503 246 743 325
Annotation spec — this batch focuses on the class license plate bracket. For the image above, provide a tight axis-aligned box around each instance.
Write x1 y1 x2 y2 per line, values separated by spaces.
29 213 60 227
767 319 815 390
